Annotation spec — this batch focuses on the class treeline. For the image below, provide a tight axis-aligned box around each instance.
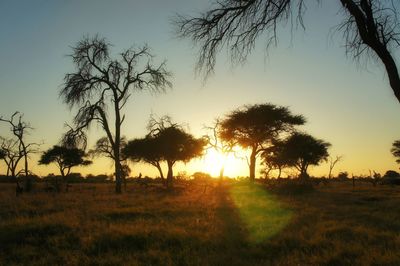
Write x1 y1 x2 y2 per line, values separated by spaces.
2 35 400 195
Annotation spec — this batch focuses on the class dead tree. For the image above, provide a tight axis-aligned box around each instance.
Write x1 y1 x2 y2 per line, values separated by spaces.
0 113 40 193
328 155 343 179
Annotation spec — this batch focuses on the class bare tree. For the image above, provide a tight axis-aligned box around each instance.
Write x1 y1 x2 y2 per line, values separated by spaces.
60 35 171 194
177 0 400 103
328 155 343 179
0 112 39 178
0 137 24 181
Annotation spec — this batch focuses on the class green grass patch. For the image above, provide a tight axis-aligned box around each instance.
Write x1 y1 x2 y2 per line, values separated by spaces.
229 183 292 243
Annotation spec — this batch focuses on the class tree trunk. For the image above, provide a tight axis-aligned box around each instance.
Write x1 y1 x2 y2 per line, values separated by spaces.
249 146 257 182
114 93 122 194
115 159 122 194
277 167 282 179
166 160 174 188
155 162 165 183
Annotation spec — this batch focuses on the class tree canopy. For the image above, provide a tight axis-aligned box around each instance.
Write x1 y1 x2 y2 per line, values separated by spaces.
219 103 305 181
280 132 330 178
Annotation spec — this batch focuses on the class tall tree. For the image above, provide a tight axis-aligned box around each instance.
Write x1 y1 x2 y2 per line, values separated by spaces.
219 103 305 181
177 0 400 103
281 132 330 178
60 35 171 193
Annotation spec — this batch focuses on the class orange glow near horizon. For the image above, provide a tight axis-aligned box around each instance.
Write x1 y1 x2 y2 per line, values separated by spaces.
201 148 248 178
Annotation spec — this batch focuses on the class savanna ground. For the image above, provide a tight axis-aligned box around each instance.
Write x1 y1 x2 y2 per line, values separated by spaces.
0 180 399 266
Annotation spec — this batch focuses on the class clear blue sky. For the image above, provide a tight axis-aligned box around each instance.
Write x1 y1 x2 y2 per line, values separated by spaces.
0 0 399 178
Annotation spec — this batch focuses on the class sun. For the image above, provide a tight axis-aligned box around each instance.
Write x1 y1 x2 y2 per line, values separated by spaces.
202 148 246 178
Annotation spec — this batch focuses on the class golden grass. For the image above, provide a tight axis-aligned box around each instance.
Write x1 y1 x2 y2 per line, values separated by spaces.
0 181 399 265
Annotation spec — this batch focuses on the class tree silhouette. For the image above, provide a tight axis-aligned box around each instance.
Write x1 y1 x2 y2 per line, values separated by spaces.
328 155 343 179
123 136 166 182
39 145 92 191
219 103 305 181
0 112 39 178
281 132 330 178
60 35 171 194
391 140 400 164
124 116 207 188
0 137 24 181
177 0 400 102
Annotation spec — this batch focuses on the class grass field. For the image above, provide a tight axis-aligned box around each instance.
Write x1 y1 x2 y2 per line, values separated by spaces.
0 180 400 265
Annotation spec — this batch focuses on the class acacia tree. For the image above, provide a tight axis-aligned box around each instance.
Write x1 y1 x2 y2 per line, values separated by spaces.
60 35 171 194
124 116 207 188
123 136 166 182
220 103 305 181
39 145 92 191
39 146 92 177
281 132 331 178
177 0 400 103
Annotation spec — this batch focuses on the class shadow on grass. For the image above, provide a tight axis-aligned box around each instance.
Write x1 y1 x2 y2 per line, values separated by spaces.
0 223 80 264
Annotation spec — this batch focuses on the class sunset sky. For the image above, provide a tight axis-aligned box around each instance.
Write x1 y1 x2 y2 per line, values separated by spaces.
1 0 400 178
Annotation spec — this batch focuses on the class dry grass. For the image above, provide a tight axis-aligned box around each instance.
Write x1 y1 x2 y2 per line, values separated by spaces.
0 181 399 265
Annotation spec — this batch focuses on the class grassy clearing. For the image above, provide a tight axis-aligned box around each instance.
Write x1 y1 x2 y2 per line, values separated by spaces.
0 181 399 265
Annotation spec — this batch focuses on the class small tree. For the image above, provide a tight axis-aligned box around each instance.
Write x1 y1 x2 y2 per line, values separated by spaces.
39 145 92 191
0 112 39 178
124 116 207 188
219 103 305 181
39 145 92 177
281 132 330 179
60 35 171 194
328 155 343 179
0 137 23 180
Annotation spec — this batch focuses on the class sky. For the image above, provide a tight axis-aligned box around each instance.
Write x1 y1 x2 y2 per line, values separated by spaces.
0 0 400 178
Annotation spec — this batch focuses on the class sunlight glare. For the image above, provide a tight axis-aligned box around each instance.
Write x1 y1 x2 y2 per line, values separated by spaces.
202 148 245 178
